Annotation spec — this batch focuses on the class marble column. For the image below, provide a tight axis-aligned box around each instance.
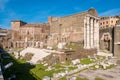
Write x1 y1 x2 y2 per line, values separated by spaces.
84 16 87 48
96 20 99 50
86 16 90 49
93 19 99 50
93 19 96 48
90 18 94 48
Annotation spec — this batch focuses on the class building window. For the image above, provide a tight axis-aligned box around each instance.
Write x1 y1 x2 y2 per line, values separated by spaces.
103 22 105 24
106 25 108 27
111 20 113 23
106 21 108 24
19 36 21 40
26 30 29 35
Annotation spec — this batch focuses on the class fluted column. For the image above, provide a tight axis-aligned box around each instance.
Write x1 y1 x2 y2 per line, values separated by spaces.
86 16 90 49
96 20 99 50
93 19 96 48
84 16 87 48
93 19 99 50
90 18 94 48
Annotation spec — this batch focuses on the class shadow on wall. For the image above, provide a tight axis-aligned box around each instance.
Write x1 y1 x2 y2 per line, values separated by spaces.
0 48 37 80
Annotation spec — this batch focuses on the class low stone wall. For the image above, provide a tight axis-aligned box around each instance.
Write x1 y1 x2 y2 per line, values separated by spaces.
57 48 97 62
38 48 97 65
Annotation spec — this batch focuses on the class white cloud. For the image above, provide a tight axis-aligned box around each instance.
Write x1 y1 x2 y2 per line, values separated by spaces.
0 0 10 10
99 8 120 16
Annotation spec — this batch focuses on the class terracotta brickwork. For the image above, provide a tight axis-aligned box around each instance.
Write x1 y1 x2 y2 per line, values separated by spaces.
48 8 99 50
11 21 50 48
0 28 12 49
2 8 99 50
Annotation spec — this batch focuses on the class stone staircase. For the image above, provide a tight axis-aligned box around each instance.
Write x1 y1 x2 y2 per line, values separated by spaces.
20 47 51 64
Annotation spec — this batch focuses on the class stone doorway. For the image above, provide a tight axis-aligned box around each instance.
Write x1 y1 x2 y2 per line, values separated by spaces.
101 33 112 52
104 34 110 51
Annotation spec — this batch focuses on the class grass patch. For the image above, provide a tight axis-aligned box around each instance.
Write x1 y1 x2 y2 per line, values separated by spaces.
105 64 115 70
68 66 77 70
80 58 93 64
64 61 71 66
67 45 79 50
30 63 66 79
95 77 104 80
58 77 66 80
52 45 58 50
2 53 36 80
76 77 89 80
53 63 64 69
30 68 53 79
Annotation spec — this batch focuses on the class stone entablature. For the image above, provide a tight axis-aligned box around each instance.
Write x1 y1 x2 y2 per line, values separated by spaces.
84 14 99 49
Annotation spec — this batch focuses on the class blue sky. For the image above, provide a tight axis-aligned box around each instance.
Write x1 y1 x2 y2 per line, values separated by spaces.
0 0 120 29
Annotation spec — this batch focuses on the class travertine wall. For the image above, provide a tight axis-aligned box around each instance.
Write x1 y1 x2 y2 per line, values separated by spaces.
114 23 120 57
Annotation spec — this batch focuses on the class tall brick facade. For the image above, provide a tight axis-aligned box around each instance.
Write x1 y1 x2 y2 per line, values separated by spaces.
0 28 12 49
48 8 99 50
11 20 50 48
10 8 100 50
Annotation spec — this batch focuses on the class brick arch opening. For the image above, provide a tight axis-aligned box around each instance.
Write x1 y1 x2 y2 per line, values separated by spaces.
101 33 112 51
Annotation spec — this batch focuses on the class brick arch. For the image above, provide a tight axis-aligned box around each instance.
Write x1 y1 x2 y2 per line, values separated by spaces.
101 32 112 41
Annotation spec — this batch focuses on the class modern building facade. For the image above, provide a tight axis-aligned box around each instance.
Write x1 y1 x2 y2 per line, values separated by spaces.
99 16 119 28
